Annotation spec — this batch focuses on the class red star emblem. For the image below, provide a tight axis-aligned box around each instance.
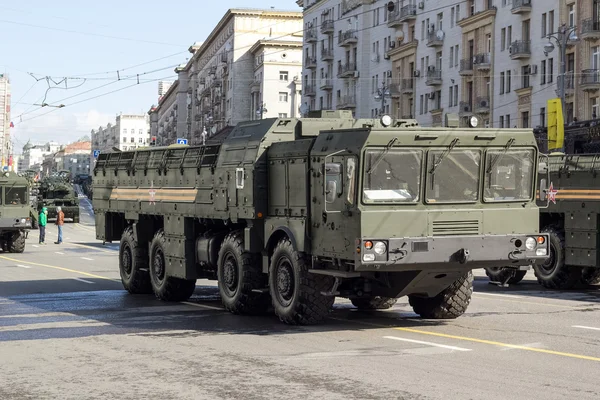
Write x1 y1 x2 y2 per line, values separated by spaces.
547 182 558 204
149 181 156 205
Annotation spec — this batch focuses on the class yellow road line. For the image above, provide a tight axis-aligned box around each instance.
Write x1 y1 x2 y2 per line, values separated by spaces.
0 255 119 282
394 327 600 362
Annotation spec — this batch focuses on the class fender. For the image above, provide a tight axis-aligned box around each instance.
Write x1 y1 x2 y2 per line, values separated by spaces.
266 226 299 252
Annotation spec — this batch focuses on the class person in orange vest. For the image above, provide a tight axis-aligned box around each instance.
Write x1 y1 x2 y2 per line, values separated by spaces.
55 207 64 244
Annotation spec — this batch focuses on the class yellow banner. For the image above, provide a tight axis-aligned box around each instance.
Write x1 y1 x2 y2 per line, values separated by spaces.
547 98 564 150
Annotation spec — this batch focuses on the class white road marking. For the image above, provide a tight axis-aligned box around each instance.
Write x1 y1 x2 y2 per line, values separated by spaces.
72 277 94 284
383 336 472 352
55 252 64 255
16 265 31 269
32 245 39 248
181 301 224 311
81 257 94 261
474 292 524 299
572 325 600 332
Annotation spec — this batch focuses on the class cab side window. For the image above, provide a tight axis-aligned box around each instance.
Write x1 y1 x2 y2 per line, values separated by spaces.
325 163 343 204
346 157 357 205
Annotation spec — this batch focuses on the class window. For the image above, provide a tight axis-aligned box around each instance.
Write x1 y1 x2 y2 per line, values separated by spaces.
521 111 529 128
500 115 505 128
592 46 600 69
449 86 454 107
506 114 511 127
541 60 547 84
278 113 288 118
130 137 135 143
362 149 422 204
279 71 288 81
123 137 127 143
541 13 547 37
506 70 511 92
346 157 356 204
5 186 26 205
483 149 534 202
568 4 575 28
420 94 424 115
139 137 143 143
548 58 554 82
279 92 288 102
455 5 460 24
123 129 127 135
426 149 481 203
421 21 425 40
437 12 443 30
454 84 458 105
540 107 546 127
501 28 506 51
424 95 429 113
325 163 343 204
522 65 530 88
549 10 554 33
592 98 599 119
450 48 454 68
451 7 455 27
500 72 505 94
454 46 459 67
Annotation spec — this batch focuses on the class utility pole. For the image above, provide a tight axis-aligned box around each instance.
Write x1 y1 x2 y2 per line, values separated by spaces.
544 24 578 152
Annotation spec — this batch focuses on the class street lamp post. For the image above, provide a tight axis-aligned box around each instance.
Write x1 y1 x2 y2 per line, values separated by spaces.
544 24 578 152
374 83 391 116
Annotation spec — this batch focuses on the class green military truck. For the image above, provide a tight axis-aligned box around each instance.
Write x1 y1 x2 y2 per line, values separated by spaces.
0 171 34 252
92 111 548 325
37 174 80 223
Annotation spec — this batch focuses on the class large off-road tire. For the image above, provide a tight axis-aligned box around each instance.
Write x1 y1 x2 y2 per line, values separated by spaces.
408 271 473 319
484 267 527 285
119 226 152 294
351 296 398 310
216 231 270 315
532 226 582 289
149 230 196 301
269 237 335 325
7 231 26 253
581 268 600 285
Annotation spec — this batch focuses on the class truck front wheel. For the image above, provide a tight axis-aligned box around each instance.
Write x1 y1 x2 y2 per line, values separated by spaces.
149 230 196 301
268 238 334 325
532 226 582 289
216 232 269 315
408 271 473 319
119 226 152 294
8 231 26 253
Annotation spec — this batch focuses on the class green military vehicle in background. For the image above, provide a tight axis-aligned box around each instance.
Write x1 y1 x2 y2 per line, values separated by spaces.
19 169 41 229
0 171 34 252
92 111 548 325
37 171 80 223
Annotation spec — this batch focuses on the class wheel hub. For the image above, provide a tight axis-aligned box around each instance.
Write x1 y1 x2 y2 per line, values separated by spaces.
275 258 294 306
539 243 556 275
221 253 238 297
153 249 165 283
121 244 132 276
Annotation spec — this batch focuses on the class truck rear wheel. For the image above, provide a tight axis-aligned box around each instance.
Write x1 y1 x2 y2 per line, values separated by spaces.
581 268 600 285
532 226 582 289
8 231 26 253
216 232 269 315
268 238 334 325
149 230 196 301
351 296 398 310
119 226 152 294
408 271 473 319
484 267 527 285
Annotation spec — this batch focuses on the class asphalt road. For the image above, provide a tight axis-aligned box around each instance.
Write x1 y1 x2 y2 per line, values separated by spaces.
1 196 600 399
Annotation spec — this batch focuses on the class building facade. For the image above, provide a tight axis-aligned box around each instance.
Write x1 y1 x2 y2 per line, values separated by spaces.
42 141 91 178
18 141 61 172
91 113 150 153
149 9 304 145
0 74 11 165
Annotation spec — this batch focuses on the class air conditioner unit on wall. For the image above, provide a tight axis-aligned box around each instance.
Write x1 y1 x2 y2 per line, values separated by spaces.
480 99 489 108
414 70 420 77
418 2 424 9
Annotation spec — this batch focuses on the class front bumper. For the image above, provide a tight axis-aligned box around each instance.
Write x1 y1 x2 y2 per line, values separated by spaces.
355 234 549 272
0 217 33 230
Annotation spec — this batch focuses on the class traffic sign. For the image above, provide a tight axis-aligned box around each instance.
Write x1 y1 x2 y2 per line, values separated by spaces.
176 138 188 145
93 150 100 158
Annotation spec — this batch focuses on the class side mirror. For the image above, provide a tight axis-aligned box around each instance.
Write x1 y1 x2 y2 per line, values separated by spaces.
325 180 337 203
539 178 547 201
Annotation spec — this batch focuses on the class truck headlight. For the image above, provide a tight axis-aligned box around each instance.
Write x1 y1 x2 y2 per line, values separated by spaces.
20 219 26 224
525 237 537 250
373 241 387 255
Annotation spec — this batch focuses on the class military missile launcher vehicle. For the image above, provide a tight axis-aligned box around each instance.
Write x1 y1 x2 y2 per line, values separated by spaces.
0 171 34 252
37 174 80 223
92 111 549 325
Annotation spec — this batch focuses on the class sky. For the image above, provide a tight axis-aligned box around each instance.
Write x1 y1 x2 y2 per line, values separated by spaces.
0 0 300 153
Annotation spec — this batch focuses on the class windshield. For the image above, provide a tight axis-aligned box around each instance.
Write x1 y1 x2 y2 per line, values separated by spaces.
362 149 422 203
5 187 28 206
426 149 481 203
484 149 535 202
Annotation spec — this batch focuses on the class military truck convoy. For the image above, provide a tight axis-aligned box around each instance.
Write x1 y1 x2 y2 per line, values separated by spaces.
36 172 80 223
0 171 34 253
92 111 548 325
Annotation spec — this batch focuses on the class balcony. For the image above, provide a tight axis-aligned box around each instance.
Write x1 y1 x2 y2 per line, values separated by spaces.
319 78 333 90
459 58 473 75
474 53 491 71
425 67 442 86
338 29 358 46
511 0 532 14
427 30 444 47
509 40 531 59
459 101 473 115
321 19 334 34
305 56 317 69
474 96 490 113
387 4 417 28
306 26 318 43
337 62 357 78
304 84 316 97
401 78 414 94
581 18 600 41
338 95 356 109
250 80 261 93
580 69 600 92
321 47 334 61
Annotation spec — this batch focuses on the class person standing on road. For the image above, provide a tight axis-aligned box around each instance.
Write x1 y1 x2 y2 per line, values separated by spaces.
55 207 64 244
39 206 48 244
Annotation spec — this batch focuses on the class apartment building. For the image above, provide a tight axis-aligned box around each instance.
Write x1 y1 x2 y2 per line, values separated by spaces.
91 113 150 153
